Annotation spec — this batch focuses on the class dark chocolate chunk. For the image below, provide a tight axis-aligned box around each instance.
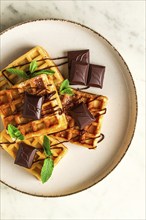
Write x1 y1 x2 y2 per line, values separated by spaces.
70 102 95 130
23 92 44 120
69 61 89 85
14 142 37 168
68 50 89 68
87 64 105 88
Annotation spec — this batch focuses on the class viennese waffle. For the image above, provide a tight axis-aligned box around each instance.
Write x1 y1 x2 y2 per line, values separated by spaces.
0 74 67 138
0 130 68 180
53 89 108 149
0 46 108 183
0 46 64 90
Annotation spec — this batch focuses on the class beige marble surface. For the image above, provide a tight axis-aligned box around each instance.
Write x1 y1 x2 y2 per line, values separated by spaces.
0 1 145 219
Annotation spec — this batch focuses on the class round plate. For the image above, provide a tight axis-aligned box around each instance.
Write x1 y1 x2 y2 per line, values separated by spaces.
0 19 137 197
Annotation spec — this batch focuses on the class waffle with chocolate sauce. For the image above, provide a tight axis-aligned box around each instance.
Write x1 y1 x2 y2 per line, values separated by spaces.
0 130 68 180
0 46 64 90
0 74 67 138
53 89 108 149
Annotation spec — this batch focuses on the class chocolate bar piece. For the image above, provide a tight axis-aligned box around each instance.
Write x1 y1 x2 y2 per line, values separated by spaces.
68 50 89 68
70 102 95 130
88 64 105 88
69 61 89 85
15 142 37 168
23 92 44 120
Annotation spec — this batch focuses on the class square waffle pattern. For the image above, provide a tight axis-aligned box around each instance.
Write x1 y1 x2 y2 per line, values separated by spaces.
53 89 108 149
0 74 67 138
0 130 68 180
0 46 64 90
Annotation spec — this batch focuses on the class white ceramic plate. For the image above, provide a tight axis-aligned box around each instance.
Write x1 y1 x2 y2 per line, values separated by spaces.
0 19 137 197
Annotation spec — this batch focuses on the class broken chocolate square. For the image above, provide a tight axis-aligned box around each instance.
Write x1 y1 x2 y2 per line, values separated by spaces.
23 92 44 120
14 142 37 168
87 64 105 88
69 61 89 85
68 49 89 69
70 102 95 130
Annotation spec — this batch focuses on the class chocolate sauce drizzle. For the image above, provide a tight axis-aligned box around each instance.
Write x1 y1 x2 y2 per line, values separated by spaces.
50 133 104 148
1 70 14 85
32 131 104 165
47 115 106 147
0 141 16 150
2 86 64 119
76 86 90 91
1 56 68 85
1 56 91 94
1 56 107 149
0 141 15 145
33 145 65 164
1 86 106 145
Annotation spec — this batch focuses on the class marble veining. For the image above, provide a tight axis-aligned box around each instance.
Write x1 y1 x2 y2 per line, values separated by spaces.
0 1 145 220
7 4 19 14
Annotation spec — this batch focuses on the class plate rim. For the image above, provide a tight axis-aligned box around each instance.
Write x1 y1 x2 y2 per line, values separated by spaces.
0 18 138 198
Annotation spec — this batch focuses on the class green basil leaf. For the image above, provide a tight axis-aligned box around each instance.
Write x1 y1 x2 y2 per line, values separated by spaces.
7 124 24 140
6 68 29 79
43 135 52 156
59 79 70 92
31 69 55 77
60 88 74 96
29 60 38 73
41 158 54 184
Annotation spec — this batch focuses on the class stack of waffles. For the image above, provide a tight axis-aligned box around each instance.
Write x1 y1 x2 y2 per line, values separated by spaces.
0 46 108 181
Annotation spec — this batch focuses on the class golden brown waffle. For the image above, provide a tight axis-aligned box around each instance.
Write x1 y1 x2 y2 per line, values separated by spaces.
0 74 67 138
53 89 108 149
0 46 64 90
0 130 68 180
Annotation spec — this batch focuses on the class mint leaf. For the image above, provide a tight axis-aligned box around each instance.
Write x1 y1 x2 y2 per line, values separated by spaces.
6 68 29 79
59 79 74 96
60 88 73 95
60 79 69 92
29 60 38 73
31 69 55 77
7 124 24 140
43 135 52 157
41 158 54 183
17 134 24 140
40 136 54 183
